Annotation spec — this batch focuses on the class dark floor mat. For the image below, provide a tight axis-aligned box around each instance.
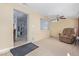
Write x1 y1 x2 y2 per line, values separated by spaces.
10 43 38 56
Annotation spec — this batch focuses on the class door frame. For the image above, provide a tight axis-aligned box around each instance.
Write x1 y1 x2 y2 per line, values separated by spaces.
13 9 29 45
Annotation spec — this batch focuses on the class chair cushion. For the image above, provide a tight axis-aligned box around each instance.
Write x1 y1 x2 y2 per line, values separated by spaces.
63 28 75 35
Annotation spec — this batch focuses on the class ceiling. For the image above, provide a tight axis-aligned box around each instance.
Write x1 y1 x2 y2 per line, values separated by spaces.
27 3 79 18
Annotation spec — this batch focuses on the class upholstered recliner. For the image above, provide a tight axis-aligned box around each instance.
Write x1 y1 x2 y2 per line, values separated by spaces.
59 28 76 44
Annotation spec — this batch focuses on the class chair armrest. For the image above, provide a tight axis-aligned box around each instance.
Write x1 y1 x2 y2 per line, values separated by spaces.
73 34 76 37
70 34 76 37
66 34 76 39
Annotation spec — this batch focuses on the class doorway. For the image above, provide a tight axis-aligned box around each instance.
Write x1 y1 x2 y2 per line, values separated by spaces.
13 9 28 47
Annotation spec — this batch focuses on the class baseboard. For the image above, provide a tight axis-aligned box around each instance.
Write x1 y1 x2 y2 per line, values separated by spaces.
0 47 14 55
50 36 59 39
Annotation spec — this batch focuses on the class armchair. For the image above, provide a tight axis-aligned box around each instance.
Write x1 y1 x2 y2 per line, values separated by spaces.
59 28 76 44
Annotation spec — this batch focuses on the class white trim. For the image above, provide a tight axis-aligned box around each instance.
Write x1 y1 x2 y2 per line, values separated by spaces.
0 47 13 55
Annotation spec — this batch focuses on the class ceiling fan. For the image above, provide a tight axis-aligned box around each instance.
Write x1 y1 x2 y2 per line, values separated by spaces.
48 15 66 22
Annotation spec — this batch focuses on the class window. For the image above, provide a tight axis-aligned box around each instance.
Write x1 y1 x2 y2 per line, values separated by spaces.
40 18 48 30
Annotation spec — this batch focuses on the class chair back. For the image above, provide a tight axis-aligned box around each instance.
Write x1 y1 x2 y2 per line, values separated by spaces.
63 28 75 35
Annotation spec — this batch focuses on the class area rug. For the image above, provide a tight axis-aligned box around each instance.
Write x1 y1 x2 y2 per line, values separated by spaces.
10 43 38 56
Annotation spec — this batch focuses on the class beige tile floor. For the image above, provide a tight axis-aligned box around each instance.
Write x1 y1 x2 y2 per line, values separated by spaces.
0 38 79 56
